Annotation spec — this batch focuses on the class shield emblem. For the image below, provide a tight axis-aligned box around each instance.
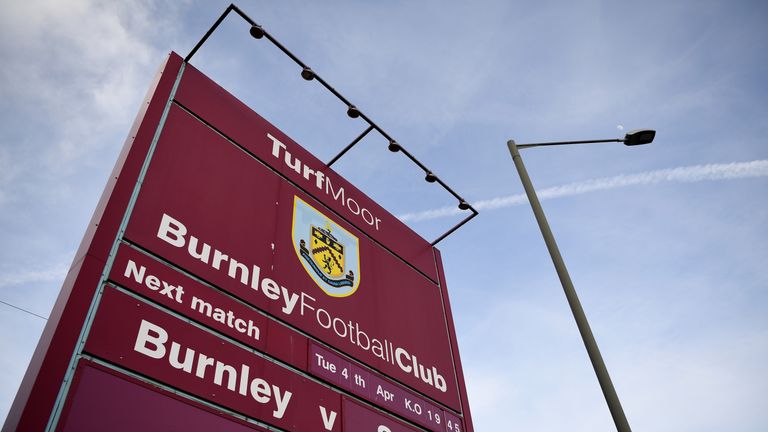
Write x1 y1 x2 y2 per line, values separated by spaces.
292 196 360 297
311 225 345 278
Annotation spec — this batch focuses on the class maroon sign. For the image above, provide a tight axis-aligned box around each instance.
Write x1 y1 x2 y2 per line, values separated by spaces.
124 104 461 409
109 244 308 370
342 398 421 432
111 242 465 430
57 361 268 432
2 53 187 432
85 288 342 432
309 342 453 430
174 64 438 281
444 411 465 432
4 52 474 432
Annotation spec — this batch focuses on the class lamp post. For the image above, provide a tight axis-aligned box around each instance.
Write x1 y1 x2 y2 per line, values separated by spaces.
507 129 655 432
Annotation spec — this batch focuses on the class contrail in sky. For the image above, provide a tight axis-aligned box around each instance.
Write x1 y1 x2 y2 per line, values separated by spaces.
399 160 768 222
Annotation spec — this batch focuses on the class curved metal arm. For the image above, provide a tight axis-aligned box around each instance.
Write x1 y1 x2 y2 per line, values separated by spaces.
516 138 623 149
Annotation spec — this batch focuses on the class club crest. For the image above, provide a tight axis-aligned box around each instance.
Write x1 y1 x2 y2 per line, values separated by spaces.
292 196 360 297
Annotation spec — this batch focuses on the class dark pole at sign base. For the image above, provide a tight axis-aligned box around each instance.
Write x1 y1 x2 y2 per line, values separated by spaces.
506 139 632 432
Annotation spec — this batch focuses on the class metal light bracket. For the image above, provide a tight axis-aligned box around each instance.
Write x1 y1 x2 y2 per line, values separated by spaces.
184 4 478 246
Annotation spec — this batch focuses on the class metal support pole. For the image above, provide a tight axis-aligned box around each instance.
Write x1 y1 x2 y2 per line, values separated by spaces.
506 139 632 432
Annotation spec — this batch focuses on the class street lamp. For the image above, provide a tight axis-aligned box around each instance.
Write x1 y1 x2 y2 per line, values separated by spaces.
507 129 655 432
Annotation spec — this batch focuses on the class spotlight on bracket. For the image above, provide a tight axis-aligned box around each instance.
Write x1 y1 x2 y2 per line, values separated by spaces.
300 67 315 81
347 105 360 118
249 25 265 39
458 200 470 210
425 172 437 183
388 140 401 152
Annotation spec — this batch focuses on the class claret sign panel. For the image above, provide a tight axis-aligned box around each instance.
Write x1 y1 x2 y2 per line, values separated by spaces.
4 53 474 432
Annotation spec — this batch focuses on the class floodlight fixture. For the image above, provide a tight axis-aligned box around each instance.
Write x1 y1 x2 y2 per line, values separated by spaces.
346 105 361 118
249 25 265 39
301 67 315 81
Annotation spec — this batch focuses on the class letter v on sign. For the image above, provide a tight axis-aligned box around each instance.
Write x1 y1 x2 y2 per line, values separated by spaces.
320 406 338 431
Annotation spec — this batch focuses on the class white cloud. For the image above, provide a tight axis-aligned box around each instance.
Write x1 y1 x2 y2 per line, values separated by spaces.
0 263 68 289
463 367 511 422
0 148 16 205
0 0 184 174
619 329 768 431
399 160 768 221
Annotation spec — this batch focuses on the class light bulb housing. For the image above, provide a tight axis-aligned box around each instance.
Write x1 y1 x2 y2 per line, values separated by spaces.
301 67 315 81
347 105 360 118
249 25 265 39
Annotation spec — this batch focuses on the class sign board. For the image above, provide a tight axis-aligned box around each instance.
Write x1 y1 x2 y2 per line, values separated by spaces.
4 52 474 432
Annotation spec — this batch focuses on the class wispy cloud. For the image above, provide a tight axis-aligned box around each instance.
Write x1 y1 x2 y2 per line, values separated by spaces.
0 0 186 189
399 160 768 222
0 264 68 289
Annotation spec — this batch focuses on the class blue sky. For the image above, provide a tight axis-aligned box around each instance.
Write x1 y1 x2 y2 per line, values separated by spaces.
1 1 767 430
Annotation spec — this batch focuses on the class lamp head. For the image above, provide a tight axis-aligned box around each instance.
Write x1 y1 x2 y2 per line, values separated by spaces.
249 25 265 39
346 105 361 119
300 67 315 81
623 129 656 146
